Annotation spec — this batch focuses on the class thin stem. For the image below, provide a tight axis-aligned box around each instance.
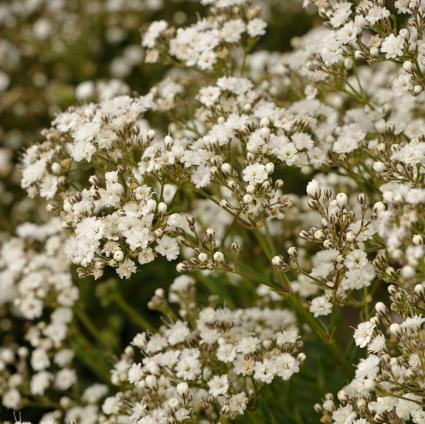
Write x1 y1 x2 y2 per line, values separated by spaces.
252 228 353 379
75 307 111 349
112 292 155 332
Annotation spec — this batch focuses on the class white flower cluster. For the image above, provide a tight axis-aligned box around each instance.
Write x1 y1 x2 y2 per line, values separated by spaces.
20 94 190 280
304 0 425 97
142 0 266 70
102 275 304 423
0 220 78 411
318 284 425 424
272 179 377 316
7 0 425 421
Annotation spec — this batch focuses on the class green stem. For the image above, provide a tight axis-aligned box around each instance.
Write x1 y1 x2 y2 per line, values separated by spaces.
252 228 353 379
75 307 111 349
70 325 111 384
113 293 155 332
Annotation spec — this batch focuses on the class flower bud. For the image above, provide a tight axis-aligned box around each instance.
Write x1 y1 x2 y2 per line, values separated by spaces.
177 382 189 395
198 253 208 263
413 234 423 245
336 192 347 208
306 179 320 198
213 251 224 263
390 323 402 337
272 255 284 266
375 302 386 314
403 60 413 72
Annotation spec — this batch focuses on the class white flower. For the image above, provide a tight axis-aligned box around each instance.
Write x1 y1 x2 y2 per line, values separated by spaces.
332 404 357 424
306 179 320 197
333 124 365 153
221 19 245 43
128 363 143 384
242 163 268 185
381 34 405 59
198 86 221 107
254 359 275 383
55 368 76 390
155 235 180 261
208 375 229 397
274 353 299 380
237 337 259 354
142 20 168 48
116 258 137 279
69 140 97 162
3 389 21 410
247 18 266 38
354 321 375 348
344 250 368 269
21 159 46 188
330 2 352 28
355 355 380 380
310 296 332 317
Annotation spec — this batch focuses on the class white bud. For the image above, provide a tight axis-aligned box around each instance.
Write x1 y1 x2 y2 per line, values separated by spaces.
373 161 386 172
113 251 124 262
344 58 353 69
403 60 413 72
370 47 379 56
336 192 347 208
177 382 189 395
354 50 365 60
399 28 409 39
260 117 270 127
221 163 232 174
51 162 61 174
168 398 179 409
147 129 156 140
146 198 157 212
246 184 255 194
373 201 385 213
401 265 415 279
346 232 355 241
176 263 186 273
414 85 423 94
287 247 297 256
157 202 167 213
375 302 386 314
145 375 156 388
213 251 224 263
306 179 320 198
243 194 253 204
198 253 208 263
414 284 425 296
337 390 348 402
323 239 333 248
265 162 274 173
260 127 270 138
413 234 423 245
390 323 402 336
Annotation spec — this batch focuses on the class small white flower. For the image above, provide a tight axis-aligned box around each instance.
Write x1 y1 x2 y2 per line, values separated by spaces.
354 321 375 348
208 375 229 397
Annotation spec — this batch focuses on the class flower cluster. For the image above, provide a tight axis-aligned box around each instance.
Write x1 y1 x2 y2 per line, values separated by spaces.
102 275 304 423
318 284 425 424
304 0 425 96
281 180 378 316
5 0 425 422
0 220 78 412
142 0 266 71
